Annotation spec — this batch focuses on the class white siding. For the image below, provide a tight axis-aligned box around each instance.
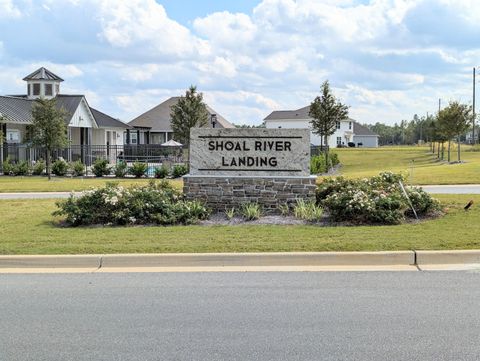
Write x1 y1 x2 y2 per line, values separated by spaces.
353 135 378 148
68 99 96 128
265 119 353 147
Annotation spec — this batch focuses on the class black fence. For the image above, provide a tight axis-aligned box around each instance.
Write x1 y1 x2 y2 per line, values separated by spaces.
1 144 186 167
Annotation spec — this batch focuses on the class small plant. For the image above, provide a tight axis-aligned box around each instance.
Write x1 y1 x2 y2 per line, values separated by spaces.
92 158 110 177
129 161 148 178
32 160 46 176
154 165 169 179
13 160 30 176
1 157 14 175
114 161 128 178
70 160 85 177
278 204 290 216
172 164 188 178
241 203 262 221
225 207 236 220
293 199 323 222
52 159 68 176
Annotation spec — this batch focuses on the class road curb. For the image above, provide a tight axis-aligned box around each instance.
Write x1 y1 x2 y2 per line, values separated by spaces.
416 250 480 265
3 251 480 270
0 252 414 269
0 255 101 268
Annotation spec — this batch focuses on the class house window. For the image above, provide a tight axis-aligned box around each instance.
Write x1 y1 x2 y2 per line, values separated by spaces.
33 83 40 96
55 83 60 94
336 121 340 129
7 130 20 143
130 132 138 144
28 84 31 96
336 136 342 145
349 122 352 130
45 84 53 96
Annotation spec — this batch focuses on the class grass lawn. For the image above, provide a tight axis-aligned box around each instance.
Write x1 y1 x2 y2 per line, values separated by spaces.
331 146 480 185
0 176 182 193
1 194 479 255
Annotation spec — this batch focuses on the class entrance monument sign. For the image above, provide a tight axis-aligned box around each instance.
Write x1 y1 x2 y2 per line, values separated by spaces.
184 128 316 213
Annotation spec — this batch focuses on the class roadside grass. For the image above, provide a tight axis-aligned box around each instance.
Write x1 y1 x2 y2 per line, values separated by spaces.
1 194 479 254
330 146 480 185
0 176 182 193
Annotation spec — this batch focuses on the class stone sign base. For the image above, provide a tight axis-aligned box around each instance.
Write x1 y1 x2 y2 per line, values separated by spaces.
183 175 317 213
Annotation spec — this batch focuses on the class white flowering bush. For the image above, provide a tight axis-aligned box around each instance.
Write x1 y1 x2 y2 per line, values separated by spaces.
317 172 440 225
54 180 210 226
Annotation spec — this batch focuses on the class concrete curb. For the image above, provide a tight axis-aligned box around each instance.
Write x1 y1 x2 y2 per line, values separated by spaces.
0 252 414 269
2 251 480 270
416 250 480 265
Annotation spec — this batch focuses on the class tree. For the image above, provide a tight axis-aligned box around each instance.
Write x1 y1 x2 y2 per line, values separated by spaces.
437 101 472 162
30 98 68 179
309 81 349 169
0 115 5 172
170 85 209 150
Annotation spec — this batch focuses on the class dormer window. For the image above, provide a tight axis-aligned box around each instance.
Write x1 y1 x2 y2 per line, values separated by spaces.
349 122 352 130
33 83 40 96
336 121 340 129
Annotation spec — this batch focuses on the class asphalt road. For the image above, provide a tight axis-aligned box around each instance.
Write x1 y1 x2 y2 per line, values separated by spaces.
1 271 480 361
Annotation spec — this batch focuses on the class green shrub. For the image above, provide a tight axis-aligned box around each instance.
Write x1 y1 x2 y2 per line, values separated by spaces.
53 180 210 226
278 204 290 216
310 153 340 174
114 161 128 178
32 160 46 176
172 164 188 178
129 161 148 178
317 172 440 225
154 165 169 179
2 157 14 175
92 158 110 177
12 160 30 176
241 203 262 221
225 207 236 220
70 160 85 177
293 199 323 222
52 159 68 176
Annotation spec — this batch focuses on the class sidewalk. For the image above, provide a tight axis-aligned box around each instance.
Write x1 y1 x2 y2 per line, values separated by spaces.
1 251 480 273
2 185 480 199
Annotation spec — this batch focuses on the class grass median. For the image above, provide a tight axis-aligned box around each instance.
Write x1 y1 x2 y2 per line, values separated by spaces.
0 194 478 254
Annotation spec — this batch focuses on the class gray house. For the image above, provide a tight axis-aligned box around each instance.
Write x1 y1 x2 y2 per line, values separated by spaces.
127 96 234 145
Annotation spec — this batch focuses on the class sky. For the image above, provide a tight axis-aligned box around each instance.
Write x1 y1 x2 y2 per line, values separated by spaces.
0 0 479 126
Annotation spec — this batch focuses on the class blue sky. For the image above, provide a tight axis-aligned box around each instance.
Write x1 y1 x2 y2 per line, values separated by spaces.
0 0 479 126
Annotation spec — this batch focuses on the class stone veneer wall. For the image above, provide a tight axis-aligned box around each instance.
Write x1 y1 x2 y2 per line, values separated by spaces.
183 175 317 213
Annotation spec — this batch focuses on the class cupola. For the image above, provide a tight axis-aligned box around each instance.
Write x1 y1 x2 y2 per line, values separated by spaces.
23 67 63 100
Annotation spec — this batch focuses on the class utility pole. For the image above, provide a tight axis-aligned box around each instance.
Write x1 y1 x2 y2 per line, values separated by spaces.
473 67 476 145
438 98 441 113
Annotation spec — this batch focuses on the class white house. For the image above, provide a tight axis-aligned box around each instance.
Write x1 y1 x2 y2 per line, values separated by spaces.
0 67 129 163
264 105 379 147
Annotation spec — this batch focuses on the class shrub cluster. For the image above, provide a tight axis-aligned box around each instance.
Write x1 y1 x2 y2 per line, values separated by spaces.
316 172 440 225
54 180 210 226
310 153 340 174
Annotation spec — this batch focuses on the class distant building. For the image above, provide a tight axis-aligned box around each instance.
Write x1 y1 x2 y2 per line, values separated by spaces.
127 97 234 145
264 105 379 147
0 67 129 148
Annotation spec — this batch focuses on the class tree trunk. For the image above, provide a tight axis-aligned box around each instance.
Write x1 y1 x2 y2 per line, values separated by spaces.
457 136 461 162
46 149 51 180
441 142 444 160
432 142 435 154
447 141 451 162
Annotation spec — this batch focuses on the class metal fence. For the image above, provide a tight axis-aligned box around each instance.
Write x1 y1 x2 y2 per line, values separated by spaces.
1 144 186 169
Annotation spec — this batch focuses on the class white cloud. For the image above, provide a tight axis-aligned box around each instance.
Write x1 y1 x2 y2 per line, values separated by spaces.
0 0 22 18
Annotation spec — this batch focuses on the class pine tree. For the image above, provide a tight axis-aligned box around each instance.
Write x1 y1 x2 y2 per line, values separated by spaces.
170 85 209 150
